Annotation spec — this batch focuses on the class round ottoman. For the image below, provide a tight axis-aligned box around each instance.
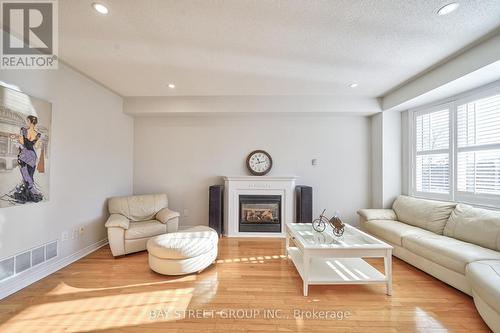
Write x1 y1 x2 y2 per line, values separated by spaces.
147 226 218 275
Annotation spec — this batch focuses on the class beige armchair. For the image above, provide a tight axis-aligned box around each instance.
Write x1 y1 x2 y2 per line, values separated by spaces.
105 193 180 257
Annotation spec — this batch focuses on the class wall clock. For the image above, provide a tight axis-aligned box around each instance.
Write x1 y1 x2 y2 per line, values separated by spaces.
246 150 273 176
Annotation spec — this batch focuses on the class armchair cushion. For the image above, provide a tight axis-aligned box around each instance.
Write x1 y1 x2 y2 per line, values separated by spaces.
357 209 397 221
125 220 166 240
105 214 130 230
108 194 168 221
156 207 181 224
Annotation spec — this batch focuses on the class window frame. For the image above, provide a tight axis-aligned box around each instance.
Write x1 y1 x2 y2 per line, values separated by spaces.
410 103 453 202
409 82 500 208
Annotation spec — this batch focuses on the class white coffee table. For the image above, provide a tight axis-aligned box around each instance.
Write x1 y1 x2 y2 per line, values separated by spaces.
286 223 393 296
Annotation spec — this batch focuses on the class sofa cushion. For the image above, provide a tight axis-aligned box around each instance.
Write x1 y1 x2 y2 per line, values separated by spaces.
392 195 456 234
109 194 168 221
125 220 166 240
357 209 397 221
147 226 218 260
444 204 500 252
403 234 500 274
467 260 500 314
363 219 435 246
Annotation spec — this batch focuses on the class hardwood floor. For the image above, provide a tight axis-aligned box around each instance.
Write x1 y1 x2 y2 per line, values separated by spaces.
0 238 491 333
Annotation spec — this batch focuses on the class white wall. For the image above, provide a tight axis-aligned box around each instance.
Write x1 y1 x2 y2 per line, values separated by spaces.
371 113 383 208
401 111 410 195
370 111 402 208
0 63 134 260
382 110 402 207
133 115 371 227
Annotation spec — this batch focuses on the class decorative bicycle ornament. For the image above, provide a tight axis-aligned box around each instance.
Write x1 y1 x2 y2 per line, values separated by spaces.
312 209 345 237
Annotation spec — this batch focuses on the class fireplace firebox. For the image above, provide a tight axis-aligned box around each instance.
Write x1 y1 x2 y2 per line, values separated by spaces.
239 195 281 233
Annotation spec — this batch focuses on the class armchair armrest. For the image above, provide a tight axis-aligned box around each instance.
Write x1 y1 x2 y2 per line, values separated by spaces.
105 214 130 229
357 209 397 221
156 207 180 224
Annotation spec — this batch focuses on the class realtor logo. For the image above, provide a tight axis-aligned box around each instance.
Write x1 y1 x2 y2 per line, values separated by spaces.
1 0 58 69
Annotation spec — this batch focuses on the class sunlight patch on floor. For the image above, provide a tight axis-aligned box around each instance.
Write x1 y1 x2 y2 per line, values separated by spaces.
46 275 197 296
1 288 194 333
216 254 287 265
413 307 447 331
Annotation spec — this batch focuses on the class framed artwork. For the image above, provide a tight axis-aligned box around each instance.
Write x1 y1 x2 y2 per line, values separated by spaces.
0 84 51 207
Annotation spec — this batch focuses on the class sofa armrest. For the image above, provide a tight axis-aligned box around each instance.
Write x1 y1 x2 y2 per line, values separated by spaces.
166 217 179 233
105 214 130 229
357 209 397 221
107 227 126 256
156 207 180 223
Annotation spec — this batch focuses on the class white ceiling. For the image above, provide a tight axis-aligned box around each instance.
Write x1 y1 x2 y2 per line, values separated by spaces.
59 0 500 97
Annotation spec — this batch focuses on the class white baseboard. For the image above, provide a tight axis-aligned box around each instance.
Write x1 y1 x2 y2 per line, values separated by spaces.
0 238 108 300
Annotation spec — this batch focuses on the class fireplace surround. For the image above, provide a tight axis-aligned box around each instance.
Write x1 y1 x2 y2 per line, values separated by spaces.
223 176 297 237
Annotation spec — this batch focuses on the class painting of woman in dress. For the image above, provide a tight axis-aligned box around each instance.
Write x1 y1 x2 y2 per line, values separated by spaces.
8 116 44 203
0 84 51 208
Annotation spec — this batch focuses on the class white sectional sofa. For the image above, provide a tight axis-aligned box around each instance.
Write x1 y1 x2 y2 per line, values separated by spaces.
358 195 500 333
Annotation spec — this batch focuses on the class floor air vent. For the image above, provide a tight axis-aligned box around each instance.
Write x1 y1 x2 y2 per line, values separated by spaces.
31 246 45 266
0 240 58 283
15 252 31 274
46 241 57 260
0 258 14 281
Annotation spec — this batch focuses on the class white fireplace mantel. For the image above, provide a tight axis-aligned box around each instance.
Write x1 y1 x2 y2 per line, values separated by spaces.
223 176 298 237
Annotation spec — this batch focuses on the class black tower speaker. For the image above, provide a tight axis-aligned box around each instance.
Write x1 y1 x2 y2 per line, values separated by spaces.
209 185 224 236
295 185 313 223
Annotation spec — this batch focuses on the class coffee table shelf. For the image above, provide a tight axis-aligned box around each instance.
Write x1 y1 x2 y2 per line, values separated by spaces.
288 247 386 285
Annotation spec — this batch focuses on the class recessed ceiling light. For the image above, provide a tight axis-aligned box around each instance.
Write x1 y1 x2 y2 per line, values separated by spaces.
92 3 109 15
168 83 176 89
437 3 459 16
349 83 358 88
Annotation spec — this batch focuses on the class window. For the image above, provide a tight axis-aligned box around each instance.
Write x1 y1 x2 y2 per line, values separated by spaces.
456 94 500 200
414 108 450 195
410 85 500 207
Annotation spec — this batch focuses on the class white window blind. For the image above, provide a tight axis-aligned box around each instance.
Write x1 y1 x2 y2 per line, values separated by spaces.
457 93 500 197
414 109 450 195
410 85 500 207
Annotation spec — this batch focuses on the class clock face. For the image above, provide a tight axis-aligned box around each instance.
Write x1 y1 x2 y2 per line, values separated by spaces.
246 150 272 175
